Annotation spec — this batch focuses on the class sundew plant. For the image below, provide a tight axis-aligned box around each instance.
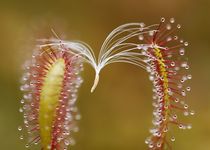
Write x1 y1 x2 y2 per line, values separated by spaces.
19 18 193 150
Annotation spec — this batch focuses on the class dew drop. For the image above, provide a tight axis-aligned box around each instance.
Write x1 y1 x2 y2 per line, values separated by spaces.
47 145 51 149
157 132 162 137
166 36 172 42
184 104 189 109
149 30 155 36
161 17 165 22
25 144 29 148
75 114 81 120
171 61 175 66
157 142 162 147
181 62 188 68
187 74 192 80
181 90 186 96
177 24 181 29
170 18 175 23
20 135 24 140
179 124 184 129
164 105 169 109
19 108 23 113
167 54 172 58
163 127 168 132
186 87 191 91
175 98 179 103
139 35 144 40
184 111 189 116
179 48 185 56
190 110 195 116
171 136 175 142
20 99 24 104
18 126 22 131
149 76 154 81
187 124 192 129
185 65 190 70
174 36 178 40
177 83 183 89
173 114 177 119
149 143 154 148
166 24 172 30
145 138 150 144
184 42 189 46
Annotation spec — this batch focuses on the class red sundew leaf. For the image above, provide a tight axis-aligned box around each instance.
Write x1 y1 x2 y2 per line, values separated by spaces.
92 17 193 150
136 18 193 150
20 41 84 150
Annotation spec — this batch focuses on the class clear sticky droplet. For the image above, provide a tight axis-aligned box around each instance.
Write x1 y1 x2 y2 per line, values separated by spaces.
157 142 162 147
171 136 175 142
18 126 22 131
190 110 195 116
171 61 175 66
166 36 172 42
184 111 189 116
139 35 144 41
161 17 165 22
187 74 192 80
25 144 29 148
19 108 23 113
187 124 192 129
170 18 175 23
184 42 189 46
179 48 185 56
19 135 24 140
174 36 178 40
184 104 189 109
186 87 191 91
166 24 172 30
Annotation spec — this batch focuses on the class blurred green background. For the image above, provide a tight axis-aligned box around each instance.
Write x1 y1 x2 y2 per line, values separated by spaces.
0 0 209 149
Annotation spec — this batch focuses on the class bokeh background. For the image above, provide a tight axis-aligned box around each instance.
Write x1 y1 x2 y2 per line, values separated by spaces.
0 0 209 149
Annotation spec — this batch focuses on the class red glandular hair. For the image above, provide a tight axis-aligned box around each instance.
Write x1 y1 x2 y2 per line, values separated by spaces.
20 42 83 149
138 18 193 150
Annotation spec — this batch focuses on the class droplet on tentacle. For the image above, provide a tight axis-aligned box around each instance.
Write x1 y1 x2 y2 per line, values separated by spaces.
18 126 22 131
184 42 189 46
140 22 145 28
180 48 185 56
177 24 181 29
167 36 172 42
171 136 175 142
170 18 175 23
139 35 144 40
161 17 165 22
190 110 195 116
166 24 172 30
20 135 24 140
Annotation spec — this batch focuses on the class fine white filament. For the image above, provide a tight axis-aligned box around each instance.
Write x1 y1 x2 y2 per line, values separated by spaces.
38 23 159 92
